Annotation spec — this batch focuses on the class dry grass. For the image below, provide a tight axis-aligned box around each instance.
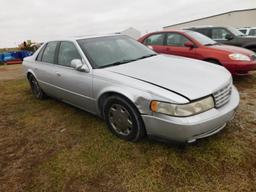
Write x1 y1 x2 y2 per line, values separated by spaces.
0 67 256 191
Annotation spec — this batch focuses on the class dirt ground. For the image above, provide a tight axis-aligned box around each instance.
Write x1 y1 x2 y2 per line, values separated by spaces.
0 64 256 192
0 64 24 80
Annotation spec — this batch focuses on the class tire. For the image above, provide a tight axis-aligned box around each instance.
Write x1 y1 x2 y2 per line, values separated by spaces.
103 95 146 142
28 74 47 100
205 59 221 65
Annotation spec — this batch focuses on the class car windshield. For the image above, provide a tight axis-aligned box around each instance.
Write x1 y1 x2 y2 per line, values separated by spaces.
227 27 245 36
186 30 218 46
77 35 157 68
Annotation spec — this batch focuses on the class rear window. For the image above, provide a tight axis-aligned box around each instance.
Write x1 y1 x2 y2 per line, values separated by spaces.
36 44 46 61
194 28 210 37
144 33 165 45
239 29 247 34
41 42 58 64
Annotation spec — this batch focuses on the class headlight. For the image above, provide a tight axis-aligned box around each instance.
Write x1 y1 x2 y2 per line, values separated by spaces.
229 53 250 61
150 96 214 117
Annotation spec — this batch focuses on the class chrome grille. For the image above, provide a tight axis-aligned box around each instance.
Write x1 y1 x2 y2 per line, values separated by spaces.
213 82 232 108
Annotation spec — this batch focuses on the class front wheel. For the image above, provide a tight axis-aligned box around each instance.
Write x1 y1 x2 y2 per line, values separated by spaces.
103 96 146 142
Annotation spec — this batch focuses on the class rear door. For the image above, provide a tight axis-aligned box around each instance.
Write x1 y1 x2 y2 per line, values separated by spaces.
163 32 196 58
53 41 95 113
143 33 167 53
34 41 62 97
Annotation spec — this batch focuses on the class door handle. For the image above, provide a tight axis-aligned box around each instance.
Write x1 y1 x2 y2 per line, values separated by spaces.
56 72 61 77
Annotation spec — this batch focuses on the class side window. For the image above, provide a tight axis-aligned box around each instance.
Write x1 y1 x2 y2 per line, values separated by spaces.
211 28 231 40
166 33 190 47
249 29 256 36
36 44 46 61
58 42 82 67
144 33 165 45
42 42 58 64
196 28 210 37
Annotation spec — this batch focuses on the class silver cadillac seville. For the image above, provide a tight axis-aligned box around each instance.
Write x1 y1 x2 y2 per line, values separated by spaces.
22 34 240 143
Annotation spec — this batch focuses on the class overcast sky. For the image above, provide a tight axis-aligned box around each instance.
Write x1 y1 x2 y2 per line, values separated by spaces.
0 0 255 47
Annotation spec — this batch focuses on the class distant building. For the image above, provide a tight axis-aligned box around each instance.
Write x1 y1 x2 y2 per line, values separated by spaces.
163 8 256 30
120 27 141 39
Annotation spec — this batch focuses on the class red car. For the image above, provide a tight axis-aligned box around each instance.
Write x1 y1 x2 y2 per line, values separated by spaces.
138 30 256 75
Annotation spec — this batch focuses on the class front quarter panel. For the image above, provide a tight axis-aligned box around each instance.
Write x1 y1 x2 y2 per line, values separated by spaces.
93 69 189 116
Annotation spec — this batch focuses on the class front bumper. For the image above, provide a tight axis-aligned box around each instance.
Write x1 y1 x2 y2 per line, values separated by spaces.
142 86 240 143
223 61 256 75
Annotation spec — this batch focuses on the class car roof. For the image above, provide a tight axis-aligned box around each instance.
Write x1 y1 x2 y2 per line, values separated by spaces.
149 29 191 34
186 26 226 29
44 33 122 43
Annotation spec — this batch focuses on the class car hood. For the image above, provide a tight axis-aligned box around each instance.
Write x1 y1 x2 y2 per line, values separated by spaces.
210 45 254 56
106 55 231 100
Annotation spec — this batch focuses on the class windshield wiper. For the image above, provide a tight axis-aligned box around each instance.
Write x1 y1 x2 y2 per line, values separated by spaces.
97 59 137 69
134 54 157 61
97 54 157 69
204 43 220 46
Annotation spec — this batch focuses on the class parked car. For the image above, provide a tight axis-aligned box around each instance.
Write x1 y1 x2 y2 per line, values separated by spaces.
0 50 33 65
138 30 256 75
237 27 256 36
187 26 256 52
22 35 239 143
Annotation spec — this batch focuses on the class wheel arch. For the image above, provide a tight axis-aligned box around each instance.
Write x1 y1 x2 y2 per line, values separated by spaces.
203 58 221 65
26 69 37 80
243 43 256 51
96 88 151 118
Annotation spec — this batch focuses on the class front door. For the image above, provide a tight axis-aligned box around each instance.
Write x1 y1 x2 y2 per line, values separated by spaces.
53 41 95 113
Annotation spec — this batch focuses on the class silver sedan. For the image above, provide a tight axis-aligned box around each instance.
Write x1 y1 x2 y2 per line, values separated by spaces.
22 34 240 143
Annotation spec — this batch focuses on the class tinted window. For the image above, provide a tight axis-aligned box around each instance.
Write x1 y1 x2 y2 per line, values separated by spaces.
211 28 231 40
249 29 256 36
36 44 46 61
239 29 247 34
166 33 190 47
58 42 82 67
144 33 165 45
78 36 156 68
42 42 58 64
195 28 210 37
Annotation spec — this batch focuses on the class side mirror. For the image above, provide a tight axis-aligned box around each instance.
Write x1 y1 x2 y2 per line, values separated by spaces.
184 41 194 48
225 34 233 40
147 45 154 50
71 59 89 72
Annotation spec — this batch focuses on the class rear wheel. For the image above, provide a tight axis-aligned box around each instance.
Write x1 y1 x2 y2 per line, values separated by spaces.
28 75 47 100
103 95 146 141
